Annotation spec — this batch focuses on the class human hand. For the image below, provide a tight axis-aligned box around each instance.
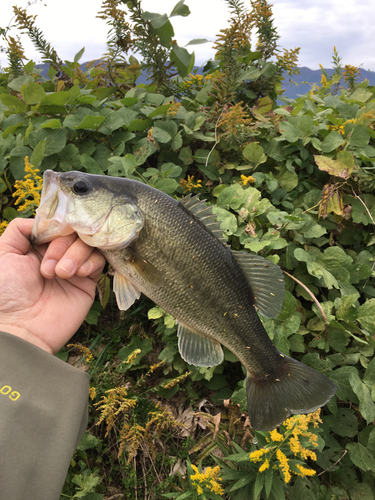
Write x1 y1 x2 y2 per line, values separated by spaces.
0 218 105 354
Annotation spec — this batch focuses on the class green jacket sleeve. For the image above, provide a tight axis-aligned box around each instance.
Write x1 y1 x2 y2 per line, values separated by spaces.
0 330 89 500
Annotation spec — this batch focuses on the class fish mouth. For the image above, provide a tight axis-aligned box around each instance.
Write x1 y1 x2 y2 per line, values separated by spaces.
31 170 74 245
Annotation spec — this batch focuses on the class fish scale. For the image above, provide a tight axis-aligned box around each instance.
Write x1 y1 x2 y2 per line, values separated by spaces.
31 170 337 430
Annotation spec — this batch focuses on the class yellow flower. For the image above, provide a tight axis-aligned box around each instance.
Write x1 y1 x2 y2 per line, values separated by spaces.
241 175 256 186
89 386 96 400
249 449 266 462
0 221 8 236
270 429 284 442
180 175 203 193
276 449 291 483
259 459 270 473
296 464 316 477
12 157 43 213
190 464 224 496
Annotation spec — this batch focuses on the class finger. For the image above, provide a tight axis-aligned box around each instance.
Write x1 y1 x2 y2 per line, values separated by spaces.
0 218 34 256
76 249 106 282
41 234 96 279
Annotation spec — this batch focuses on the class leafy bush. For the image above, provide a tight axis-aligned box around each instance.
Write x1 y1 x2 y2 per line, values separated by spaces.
1 1 375 499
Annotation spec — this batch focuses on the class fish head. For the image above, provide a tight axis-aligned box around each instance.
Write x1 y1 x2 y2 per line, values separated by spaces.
31 170 144 250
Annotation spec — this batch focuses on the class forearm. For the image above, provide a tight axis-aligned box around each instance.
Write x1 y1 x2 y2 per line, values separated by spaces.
0 331 89 500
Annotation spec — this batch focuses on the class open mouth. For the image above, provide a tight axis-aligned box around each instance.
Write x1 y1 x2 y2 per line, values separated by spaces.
31 170 74 245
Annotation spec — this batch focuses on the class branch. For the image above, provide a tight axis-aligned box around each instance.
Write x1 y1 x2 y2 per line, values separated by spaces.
283 270 329 341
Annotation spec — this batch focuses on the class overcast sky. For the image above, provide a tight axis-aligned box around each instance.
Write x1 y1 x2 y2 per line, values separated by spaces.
1 0 374 72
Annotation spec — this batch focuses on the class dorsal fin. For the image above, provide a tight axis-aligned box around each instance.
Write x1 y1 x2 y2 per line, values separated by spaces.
232 251 285 318
179 195 285 318
179 194 228 245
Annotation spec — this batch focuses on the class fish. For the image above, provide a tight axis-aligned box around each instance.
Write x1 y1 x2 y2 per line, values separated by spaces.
31 170 337 431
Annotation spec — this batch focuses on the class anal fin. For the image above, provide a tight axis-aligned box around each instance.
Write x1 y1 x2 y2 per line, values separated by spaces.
177 323 224 367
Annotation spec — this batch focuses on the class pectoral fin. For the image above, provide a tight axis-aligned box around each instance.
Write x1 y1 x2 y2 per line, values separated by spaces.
177 323 224 367
113 271 141 311
123 247 163 287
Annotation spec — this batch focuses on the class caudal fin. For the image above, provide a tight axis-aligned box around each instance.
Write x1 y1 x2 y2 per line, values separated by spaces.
246 355 337 431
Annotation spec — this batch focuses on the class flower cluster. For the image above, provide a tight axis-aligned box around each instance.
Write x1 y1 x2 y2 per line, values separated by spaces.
217 101 252 137
241 174 256 186
190 464 224 497
67 343 94 363
12 156 43 212
181 72 216 91
249 409 322 484
167 100 182 117
180 175 203 193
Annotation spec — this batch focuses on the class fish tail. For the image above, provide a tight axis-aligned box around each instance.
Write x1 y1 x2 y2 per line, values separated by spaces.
246 354 337 431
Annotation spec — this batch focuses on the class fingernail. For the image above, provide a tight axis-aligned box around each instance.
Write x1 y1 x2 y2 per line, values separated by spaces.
58 258 75 276
42 259 58 277
79 261 92 275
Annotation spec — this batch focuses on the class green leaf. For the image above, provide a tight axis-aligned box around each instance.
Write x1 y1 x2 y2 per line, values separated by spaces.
325 407 358 437
170 46 195 77
21 82 46 104
170 0 190 17
153 126 172 143
128 118 153 131
346 442 375 472
0 94 25 113
358 299 375 334
74 46 85 63
29 128 67 157
186 38 210 45
347 124 370 147
107 155 137 177
41 118 61 129
242 143 267 168
348 483 374 500
321 131 345 153
77 431 100 451
253 472 265 499
30 139 46 167
314 154 353 179
40 91 71 106
74 114 106 130
7 74 34 92
330 366 359 402
349 373 375 423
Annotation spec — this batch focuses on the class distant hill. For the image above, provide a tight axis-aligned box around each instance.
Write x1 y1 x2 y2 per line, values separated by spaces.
281 66 375 100
34 62 375 101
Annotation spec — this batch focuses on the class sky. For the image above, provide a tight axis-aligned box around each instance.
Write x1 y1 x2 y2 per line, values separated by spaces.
0 0 374 72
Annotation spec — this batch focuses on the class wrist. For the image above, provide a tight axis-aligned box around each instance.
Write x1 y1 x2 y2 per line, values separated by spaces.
0 324 54 354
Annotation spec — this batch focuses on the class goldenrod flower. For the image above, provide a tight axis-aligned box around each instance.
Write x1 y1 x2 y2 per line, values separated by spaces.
180 175 203 193
89 386 97 400
12 157 43 213
296 464 316 477
276 449 291 483
0 221 8 236
190 464 224 496
259 458 270 473
270 428 284 442
241 175 256 186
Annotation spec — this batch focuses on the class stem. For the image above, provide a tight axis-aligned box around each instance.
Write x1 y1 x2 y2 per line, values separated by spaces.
283 270 329 340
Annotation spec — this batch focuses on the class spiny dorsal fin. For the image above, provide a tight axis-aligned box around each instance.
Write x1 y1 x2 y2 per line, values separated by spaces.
179 194 228 245
180 195 285 318
177 323 224 367
232 251 285 318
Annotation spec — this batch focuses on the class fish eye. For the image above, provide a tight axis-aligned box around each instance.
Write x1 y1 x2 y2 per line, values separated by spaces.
73 180 89 195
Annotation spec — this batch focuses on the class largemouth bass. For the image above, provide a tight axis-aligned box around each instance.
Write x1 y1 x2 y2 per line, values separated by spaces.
31 170 336 430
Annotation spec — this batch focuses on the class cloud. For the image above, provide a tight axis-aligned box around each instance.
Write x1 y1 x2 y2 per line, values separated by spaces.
1 0 374 71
